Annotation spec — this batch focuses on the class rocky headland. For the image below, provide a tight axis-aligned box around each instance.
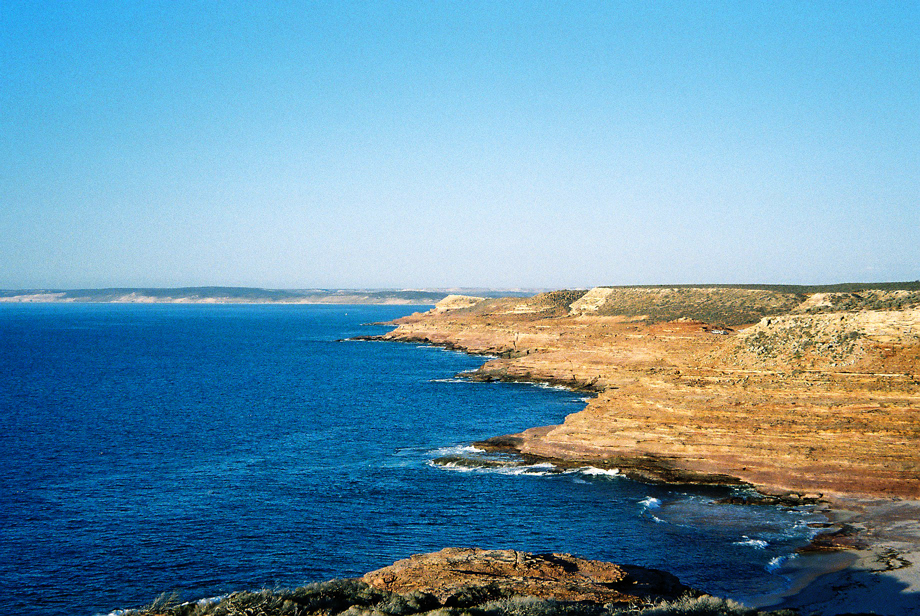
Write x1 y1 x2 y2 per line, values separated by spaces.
381 286 920 500
376 285 920 614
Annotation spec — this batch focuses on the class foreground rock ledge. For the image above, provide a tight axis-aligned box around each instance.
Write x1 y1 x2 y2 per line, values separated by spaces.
362 547 695 605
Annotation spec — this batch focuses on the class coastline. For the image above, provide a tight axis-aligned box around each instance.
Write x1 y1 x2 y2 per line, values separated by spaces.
372 290 920 614
379 334 920 614
770 498 920 615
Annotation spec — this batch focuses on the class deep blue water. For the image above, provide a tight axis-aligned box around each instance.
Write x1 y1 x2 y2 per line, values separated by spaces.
0 304 819 616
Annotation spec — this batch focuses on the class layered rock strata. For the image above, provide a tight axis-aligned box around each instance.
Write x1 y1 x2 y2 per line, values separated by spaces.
382 289 920 499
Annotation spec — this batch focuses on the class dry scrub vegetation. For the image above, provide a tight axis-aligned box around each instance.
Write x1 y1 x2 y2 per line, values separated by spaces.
136 581 785 616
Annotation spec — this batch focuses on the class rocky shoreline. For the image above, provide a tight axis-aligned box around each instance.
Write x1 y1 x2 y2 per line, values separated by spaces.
373 288 920 615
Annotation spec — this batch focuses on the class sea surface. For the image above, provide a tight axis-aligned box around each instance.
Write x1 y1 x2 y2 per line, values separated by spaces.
0 304 821 616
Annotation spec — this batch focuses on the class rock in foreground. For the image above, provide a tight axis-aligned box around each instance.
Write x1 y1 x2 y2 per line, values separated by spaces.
135 549 719 616
362 547 695 605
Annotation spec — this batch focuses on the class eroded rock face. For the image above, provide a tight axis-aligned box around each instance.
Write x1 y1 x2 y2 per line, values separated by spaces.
362 547 694 604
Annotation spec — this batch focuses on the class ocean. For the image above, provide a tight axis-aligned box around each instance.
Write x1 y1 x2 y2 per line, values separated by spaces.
0 304 820 615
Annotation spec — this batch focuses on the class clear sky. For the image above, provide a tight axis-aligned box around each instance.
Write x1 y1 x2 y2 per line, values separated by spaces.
2 1 918 289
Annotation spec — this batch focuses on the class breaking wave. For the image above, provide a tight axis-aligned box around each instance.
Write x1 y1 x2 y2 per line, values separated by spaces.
533 382 577 391
637 496 666 523
734 536 769 550
431 460 559 476
430 445 486 457
765 553 797 572
427 452 625 482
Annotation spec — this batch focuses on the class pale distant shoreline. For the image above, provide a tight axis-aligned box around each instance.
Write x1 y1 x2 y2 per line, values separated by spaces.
0 294 433 305
0 286 551 305
3 282 918 305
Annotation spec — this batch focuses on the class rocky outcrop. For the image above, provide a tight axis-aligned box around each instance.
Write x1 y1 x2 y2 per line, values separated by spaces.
433 295 486 313
362 548 695 605
135 549 719 616
569 287 618 315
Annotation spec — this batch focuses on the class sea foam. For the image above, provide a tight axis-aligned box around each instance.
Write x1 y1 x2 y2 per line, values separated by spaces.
431 460 559 476
734 536 769 549
430 445 486 457
577 466 621 477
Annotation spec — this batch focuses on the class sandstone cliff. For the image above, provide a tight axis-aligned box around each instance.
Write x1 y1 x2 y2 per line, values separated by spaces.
382 286 920 499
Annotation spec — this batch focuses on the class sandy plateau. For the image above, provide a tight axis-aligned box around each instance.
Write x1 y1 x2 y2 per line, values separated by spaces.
379 287 920 615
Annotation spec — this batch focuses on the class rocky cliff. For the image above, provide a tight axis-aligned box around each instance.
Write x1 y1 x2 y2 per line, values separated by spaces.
382 286 920 500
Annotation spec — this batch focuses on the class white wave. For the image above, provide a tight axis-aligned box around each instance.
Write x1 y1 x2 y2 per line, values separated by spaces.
429 378 469 384
639 496 662 509
734 536 769 549
196 595 229 607
578 466 621 477
499 462 558 476
533 382 575 391
95 595 228 616
649 514 666 524
430 460 558 476
765 553 797 572
430 444 485 456
430 460 479 472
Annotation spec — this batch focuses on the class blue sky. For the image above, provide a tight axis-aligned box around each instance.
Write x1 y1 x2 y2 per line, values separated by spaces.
2 1 918 289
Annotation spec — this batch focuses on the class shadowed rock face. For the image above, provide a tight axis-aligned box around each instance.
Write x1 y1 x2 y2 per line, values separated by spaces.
362 547 695 604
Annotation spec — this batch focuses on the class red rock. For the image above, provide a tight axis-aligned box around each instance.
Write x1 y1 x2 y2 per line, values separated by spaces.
362 547 695 605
